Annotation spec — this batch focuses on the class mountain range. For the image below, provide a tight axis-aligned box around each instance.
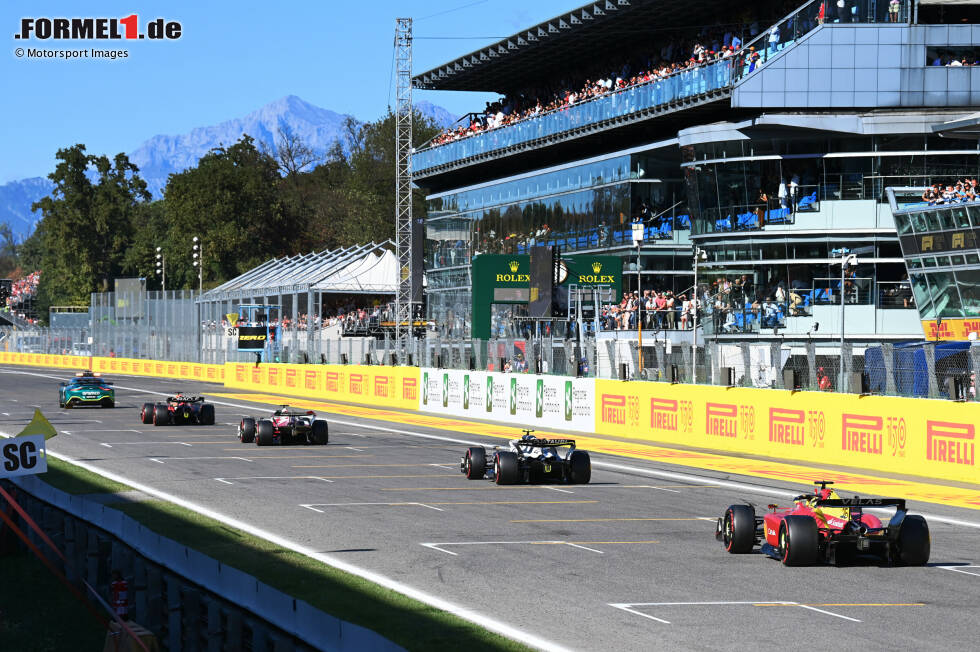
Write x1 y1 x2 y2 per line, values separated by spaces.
0 96 456 237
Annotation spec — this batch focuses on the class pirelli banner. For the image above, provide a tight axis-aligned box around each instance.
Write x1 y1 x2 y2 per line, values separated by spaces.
594 380 979 485
419 369 594 432
0 351 87 369
224 362 421 411
90 357 226 383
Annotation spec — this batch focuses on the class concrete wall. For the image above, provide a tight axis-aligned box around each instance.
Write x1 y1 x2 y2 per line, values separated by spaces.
7 475 403 652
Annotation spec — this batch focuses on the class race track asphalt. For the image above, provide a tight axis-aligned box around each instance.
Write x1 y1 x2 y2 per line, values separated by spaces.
2 365 979 651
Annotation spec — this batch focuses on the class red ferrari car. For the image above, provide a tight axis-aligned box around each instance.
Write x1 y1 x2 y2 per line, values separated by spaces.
715 481 930 566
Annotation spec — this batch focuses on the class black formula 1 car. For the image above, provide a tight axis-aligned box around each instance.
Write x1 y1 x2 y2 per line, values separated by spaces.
238 405 329 446
715 481 930 566
141 394 216 426
461 431 591 485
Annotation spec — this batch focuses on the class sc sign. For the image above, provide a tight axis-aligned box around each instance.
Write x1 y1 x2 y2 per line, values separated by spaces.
1 435 48 479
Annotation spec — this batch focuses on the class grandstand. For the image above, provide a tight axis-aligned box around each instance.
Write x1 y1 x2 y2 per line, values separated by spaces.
412 0 980 348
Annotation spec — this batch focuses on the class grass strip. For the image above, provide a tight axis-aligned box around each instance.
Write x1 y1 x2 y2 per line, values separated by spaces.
41 457 132 495
0 552 106 652
35 459 531 652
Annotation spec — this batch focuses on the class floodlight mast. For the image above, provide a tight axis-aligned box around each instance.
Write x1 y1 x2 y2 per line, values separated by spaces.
394 17 413 360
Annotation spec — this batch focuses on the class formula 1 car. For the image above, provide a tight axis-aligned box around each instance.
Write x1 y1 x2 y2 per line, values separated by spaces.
59 371 114 408
238 405 328 446
715 481 930 566
141 394 216 426
460 430 591 485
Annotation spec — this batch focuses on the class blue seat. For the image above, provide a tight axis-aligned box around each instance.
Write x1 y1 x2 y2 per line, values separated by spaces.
677 214 691 229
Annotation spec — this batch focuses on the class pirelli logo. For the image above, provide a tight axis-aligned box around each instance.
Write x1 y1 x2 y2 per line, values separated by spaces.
180 364 188 377
601 394 626 425
267 367 279 386
304 370 317 391
235 365 246 382
251 367 262 384
325 372 341 393
349 373 364 395
206 367 216 380
706 403 737 437
927 421 975 466
650 398 678 432
285 368 296 387
769 408 805 446
402 377 418 401
841 414 883 455
375 376 390 398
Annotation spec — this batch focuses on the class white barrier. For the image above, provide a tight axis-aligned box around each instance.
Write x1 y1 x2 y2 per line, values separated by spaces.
419 369 594 433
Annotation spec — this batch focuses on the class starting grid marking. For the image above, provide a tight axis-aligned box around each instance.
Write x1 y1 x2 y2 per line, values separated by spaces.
421 540 660 556
608 601 927 625
937 565 980 577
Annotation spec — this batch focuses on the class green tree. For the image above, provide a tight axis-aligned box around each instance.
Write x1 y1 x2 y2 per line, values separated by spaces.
162 135 285 289
0 223 20 279
30 145 149 317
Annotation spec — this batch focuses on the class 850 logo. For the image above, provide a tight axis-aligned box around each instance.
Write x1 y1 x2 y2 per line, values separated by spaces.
15 15 182 40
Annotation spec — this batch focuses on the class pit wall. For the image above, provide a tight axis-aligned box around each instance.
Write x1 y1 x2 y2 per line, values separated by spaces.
419 369 595 433
0 352 975 485
223 362 420 411
594 380 978 485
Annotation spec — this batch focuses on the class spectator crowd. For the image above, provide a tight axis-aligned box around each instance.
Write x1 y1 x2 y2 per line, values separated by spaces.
921 179 979 205
3 271 41 324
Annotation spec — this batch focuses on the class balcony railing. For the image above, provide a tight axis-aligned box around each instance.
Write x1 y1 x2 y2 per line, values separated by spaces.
413 60 733 173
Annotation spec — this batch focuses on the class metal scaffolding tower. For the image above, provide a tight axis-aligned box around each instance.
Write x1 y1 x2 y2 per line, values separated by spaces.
394 17 413 356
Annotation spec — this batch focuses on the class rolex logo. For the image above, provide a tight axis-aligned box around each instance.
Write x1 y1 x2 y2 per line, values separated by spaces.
508 260 520 272
591 261 602 273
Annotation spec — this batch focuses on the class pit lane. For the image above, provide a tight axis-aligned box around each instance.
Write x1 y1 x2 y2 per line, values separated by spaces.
2 365 979 651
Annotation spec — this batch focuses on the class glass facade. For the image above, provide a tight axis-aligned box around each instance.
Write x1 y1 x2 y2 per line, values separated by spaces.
685 134 980 235
413 61 732 173
893 202 980 320
681 133 980 337
426 153 693 333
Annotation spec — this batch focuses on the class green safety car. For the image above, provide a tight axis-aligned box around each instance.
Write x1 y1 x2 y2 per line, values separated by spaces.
59 371 115 408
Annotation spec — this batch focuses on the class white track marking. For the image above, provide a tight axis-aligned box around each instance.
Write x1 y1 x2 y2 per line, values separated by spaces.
211 475 335 484
795 604 861 622
149 458 164 464
147 456 252 463
99 441 194 447
2 412 9 416
609 600 863 625
936 565 980 577
421 540 610 556
609 604 672 624
303 502 445 512
543 486 574 494
346 446 365 452
563 542 603 554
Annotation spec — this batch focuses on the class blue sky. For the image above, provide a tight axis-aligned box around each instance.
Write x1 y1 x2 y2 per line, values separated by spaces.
0 0 580 183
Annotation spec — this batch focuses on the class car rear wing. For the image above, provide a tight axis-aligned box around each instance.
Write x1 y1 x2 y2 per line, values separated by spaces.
168 395 204 403
520 438 576 448
816 498 906 510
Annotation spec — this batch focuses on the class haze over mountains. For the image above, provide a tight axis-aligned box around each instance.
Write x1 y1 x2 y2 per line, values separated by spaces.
0 96 456 237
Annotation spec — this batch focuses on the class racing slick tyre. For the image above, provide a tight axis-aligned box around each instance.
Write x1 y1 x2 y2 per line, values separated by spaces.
310 420 329 445
64 399 73 409
255 420 275 447
152 404 169 426
101 398 114 408
780 515 819 566
464 447 486 479
199 404 216 426
568 450 591 484
494 451 520 485
896 515 930 566
722 504 756 554
141 403 154 424
239 418 256 444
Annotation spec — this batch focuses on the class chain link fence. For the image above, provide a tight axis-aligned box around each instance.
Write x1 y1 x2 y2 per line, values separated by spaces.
2 289 975 401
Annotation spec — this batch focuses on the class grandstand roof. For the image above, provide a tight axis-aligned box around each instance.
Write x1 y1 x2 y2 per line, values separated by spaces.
198 241 396 302
413 0 713 93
